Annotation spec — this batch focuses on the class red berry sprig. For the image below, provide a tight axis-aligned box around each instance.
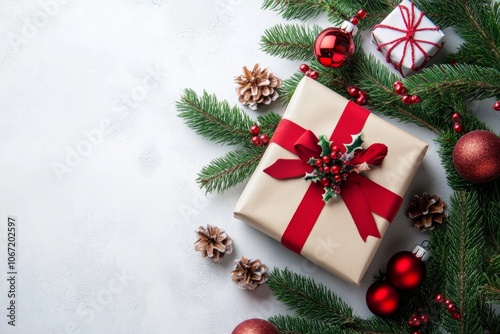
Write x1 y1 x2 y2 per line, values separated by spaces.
346 85 368 106
435 293 462 321
393 81 420 105
349 9 367 25
494 100 500 111
249 124 270 147
407 309 430 333
299 64 319 80
451 112 464 133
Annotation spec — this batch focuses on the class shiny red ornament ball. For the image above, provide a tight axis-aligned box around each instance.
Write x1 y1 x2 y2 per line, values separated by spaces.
451 112 461 123
452 130 500 183
260 134 269 144
347 85 359 97
402 94 411 104
410 95 421 104
386 251 426 290
299 63 309 73
366 280 400 317
249 124 260 135
357 9 367 19
232 319 279 334
356 94 367 106
493 100 500 111
453 123 464 133
314 28 354 68
251 136 262 147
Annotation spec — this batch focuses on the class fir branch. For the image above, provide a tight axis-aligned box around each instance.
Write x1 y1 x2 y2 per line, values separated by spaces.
177 89 254 147
404 64 500 101
482 274 500 304
267 268 355 326
354 52 444 135
196 147 264 193
260 24 323 61
416 0 500 69
262 0 396 29
269 315 353 334
267 268 409 333
262 0 327 21
441 191 485 333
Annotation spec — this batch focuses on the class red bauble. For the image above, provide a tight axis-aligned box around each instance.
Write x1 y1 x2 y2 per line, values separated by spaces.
493 100 500 111
249 124 260 135
366 281 400 317
314 28 354 68
232 319 279 334
452 130 500 183
386 247 427 290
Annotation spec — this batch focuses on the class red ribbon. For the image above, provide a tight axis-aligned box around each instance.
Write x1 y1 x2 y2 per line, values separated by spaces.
372 2 442 74
263 101 403 254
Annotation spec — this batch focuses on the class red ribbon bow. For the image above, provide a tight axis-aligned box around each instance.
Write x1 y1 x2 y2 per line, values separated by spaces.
263 102 403 254
372 2 442 74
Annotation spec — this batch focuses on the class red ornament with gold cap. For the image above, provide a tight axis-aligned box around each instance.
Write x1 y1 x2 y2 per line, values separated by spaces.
313 9 366 68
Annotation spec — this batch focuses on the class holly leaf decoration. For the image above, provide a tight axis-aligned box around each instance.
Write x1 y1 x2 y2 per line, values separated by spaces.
345 133 364 154
304 171 320 182
308 157 317 165
318 135 332 157
322 187 338 202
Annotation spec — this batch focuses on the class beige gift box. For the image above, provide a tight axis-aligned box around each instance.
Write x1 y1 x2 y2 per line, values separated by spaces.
234 77 428 285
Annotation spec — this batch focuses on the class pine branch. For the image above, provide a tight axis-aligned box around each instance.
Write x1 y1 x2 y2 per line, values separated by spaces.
262 0 396 29
262 0 327 21
196 147 264 193
441 191 485 334
269 315 353 334
353 52 445 135
267 268 355 326
482 274 500 304
260 24 323 62
404 64 500 101
267 268 409 333
177 89 254 147
416 0 500 69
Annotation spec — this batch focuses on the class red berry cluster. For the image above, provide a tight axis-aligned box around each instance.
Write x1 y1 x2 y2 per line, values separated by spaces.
310 143 350 195
494 100 500 111
394 81 420 105
299 64 319 80
407 309 430 334
347 85 368 106
451 112 464 133
249 124 269 147
435 293 462 320
349 9 367 25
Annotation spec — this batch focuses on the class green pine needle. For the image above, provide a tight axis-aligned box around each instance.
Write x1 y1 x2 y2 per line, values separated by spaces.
196 147 264 193
267 268 355 326
269 315 353 334
260 24 323 62
404 64 500 101
442 191 485 333
177 89 254 147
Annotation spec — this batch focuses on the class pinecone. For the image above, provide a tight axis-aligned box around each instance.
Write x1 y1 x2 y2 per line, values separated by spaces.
231 256 269 290
406 193 447 231
235 64 281 110
194 225 233 263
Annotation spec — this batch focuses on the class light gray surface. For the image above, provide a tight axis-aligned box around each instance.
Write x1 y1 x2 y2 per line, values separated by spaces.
0 1 498 333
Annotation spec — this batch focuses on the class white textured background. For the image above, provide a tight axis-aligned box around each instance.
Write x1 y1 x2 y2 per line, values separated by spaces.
0 1 498 333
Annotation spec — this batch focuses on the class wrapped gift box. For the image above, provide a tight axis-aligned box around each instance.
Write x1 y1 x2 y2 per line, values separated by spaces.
371 0 445 77
234 77 428 285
